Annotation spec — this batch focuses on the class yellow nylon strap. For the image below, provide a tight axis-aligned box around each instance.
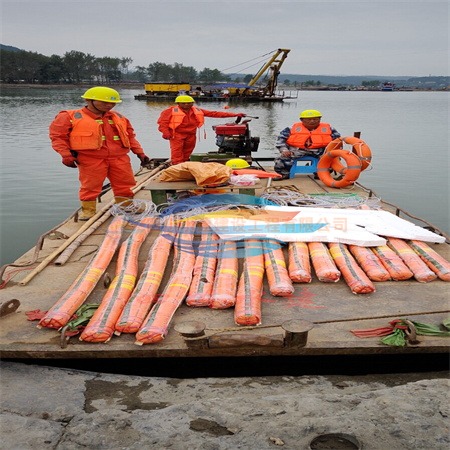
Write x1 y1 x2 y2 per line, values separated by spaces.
168 283 189 289
219 268 238 275
265 259 286 267
396 248 415 255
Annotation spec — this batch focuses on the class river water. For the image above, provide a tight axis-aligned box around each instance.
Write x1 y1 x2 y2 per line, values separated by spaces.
0 86 448 265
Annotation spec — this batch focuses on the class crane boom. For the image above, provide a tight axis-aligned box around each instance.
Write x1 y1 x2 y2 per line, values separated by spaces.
246 48 291 96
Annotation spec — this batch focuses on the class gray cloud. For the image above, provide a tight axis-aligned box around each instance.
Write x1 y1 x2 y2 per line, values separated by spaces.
1 0 448 76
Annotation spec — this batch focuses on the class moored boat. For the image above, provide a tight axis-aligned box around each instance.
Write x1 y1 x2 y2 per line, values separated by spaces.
1 159 449 360
380 82 395 91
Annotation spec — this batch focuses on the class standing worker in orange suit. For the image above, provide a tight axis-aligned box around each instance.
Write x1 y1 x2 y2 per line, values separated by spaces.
49 86 151 220
157 95 247 165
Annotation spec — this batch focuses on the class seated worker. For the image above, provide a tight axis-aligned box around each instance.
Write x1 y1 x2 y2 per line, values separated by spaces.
274 109 340 179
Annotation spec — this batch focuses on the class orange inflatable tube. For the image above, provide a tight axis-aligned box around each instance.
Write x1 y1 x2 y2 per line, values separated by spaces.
409 240 450 281
135 220 196 344
387 237 437 283
234 239 265 326
317 149 362 188
232 169 282 178
38 216 126 330
79 217 155 343
114 218 176 334
328 243 376 294
209 240 239 309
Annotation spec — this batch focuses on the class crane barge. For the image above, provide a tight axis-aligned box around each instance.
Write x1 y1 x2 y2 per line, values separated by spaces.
134 49 294 102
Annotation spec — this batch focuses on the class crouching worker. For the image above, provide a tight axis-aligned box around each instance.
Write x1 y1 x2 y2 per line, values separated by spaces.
49 86 150 220
274 109 340 179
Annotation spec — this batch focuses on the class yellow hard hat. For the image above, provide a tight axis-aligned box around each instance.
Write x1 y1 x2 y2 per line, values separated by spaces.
225 158 250 169
81 87 122 103
175 95 195 103
299 109 322 119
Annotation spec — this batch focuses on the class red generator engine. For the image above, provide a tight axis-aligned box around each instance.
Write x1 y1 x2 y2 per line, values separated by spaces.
212 117 260 157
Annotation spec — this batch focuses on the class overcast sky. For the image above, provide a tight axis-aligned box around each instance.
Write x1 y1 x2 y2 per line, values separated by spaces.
1 0 448 77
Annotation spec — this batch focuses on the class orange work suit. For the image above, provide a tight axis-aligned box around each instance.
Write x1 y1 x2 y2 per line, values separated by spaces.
157 106 242 165
49 107 145 201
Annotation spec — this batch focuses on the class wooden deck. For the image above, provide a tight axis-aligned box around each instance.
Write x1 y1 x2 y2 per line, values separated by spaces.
1 172 449 359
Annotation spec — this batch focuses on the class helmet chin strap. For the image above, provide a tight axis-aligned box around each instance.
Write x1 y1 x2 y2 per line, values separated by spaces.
86 100 105 115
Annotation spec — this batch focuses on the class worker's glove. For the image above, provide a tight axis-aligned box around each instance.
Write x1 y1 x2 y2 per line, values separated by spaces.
62 156 77 168
236 113 247 117
162 133 171 140
137 154 151 166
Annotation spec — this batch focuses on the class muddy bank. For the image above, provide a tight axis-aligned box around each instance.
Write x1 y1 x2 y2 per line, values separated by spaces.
1 362 448 449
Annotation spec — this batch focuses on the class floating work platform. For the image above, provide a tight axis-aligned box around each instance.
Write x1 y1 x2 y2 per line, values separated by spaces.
134 94 286 103
134 94 229 102
1 167 449 360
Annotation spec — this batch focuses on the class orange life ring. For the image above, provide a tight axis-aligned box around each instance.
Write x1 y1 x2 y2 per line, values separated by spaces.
324 138 343 152
325 137 372 173
317 150 362 188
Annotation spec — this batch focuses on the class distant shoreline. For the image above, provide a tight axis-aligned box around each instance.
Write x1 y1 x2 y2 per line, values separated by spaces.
1 83 447 92
0 83 142 90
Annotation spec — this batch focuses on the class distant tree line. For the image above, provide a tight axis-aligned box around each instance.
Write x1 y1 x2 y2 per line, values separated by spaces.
0 49 132 84
280 74 449 90
0 48 233 84
2 46 448 89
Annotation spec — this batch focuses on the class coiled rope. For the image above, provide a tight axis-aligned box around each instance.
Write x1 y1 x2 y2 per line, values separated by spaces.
110 199 159 222
261 187 381 209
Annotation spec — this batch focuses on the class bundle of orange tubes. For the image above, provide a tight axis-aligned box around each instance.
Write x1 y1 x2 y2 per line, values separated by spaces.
135 220 196 345
115 217 176 334
80 217 155 343
38 203 450 345
38 216 127 330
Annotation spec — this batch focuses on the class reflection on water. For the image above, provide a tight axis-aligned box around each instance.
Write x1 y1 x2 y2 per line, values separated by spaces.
0 87 448 265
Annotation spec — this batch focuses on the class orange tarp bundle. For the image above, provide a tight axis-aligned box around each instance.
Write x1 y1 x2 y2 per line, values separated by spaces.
38 216 126 330
159 161 232 186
